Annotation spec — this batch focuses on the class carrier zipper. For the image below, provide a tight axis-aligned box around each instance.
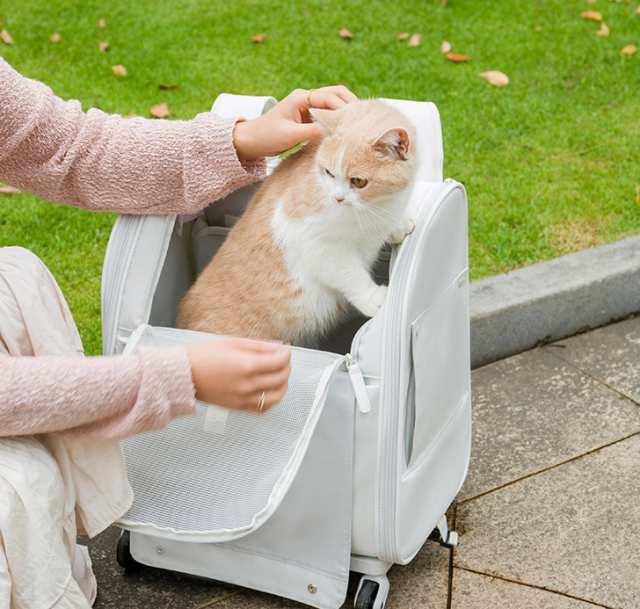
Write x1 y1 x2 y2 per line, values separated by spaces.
378 181 460 562
345 353 371 414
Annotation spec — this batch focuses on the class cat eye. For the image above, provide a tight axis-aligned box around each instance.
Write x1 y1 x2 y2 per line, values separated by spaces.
350 177 368 189
324 168 335 178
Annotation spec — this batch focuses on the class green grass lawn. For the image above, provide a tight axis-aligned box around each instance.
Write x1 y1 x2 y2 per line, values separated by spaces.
1 0 639 354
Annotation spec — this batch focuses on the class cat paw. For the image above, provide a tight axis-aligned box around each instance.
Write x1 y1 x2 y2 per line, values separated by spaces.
355 285 388 317
388 218 416 244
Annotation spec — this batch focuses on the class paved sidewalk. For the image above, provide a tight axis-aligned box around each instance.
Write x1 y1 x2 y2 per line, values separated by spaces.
89 316 640 609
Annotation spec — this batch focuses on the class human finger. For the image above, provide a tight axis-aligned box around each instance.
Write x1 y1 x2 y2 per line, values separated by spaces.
334 84 358 103
288 121 325 142
252 365 291 395
247 383 287 413
230 337 283 353
248 345 292 375
309 85 358 108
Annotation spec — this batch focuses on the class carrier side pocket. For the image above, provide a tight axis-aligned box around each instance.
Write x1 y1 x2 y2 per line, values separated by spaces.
408 269 469 468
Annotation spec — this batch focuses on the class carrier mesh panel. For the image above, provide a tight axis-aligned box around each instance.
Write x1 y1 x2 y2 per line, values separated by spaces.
122 347 340 535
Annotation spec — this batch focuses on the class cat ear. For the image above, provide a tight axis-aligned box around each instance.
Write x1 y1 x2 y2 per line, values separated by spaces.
309 108 340 134
373 128 411 160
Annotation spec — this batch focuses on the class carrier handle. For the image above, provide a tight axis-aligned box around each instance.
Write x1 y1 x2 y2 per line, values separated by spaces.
211 93 277 120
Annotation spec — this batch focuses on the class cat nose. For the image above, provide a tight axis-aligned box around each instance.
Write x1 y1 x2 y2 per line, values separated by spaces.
334 195 345 203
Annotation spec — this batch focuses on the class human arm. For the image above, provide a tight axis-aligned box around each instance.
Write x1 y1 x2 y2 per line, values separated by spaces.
0 58 356 214
0 340 290 439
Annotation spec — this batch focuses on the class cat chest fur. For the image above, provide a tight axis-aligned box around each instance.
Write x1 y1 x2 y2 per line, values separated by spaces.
271 199 384 343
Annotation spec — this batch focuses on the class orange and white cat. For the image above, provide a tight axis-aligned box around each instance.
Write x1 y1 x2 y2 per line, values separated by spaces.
177 100 417 345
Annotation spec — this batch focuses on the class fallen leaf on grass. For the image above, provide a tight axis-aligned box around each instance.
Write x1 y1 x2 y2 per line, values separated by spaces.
98 40 109 52
621 44 637 56
150 102 169 118
111 64 128 77
440 40 452 53
0 185 20 195
586 0 597 4
396 32 409 41
445 51 470 63
0 29 13 45
49 32 61 43
580 10 602 21
339 28 353 40
98 17 106 29
596 23 610 37
250 33 267 43
159 83 179 91
408 33 421 47
636 185 640 205
637 6 640 16
480 70 509 87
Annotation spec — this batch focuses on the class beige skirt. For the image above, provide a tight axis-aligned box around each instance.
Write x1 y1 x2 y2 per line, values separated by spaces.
0 247 132 609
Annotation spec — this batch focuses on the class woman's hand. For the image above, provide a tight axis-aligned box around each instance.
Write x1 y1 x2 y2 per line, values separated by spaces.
188 338 291 413
233 85 358 161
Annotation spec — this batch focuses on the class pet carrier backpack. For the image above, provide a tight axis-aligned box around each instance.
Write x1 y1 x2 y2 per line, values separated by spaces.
101 93 471 609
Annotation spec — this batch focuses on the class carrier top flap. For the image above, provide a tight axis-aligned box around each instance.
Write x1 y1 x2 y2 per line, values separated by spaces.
118 325 345 544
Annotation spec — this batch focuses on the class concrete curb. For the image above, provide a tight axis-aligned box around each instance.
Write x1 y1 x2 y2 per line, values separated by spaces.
470 236 640 369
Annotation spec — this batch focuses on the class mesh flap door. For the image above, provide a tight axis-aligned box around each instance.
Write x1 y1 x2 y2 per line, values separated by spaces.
119 325 343 543
128 369 356 609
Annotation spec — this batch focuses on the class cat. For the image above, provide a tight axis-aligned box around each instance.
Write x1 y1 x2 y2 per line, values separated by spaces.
176 99 418 346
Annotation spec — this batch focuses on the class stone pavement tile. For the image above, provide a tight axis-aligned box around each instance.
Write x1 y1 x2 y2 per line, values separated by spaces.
455 434 640 609
451 568 599 609
460 348 640 500
546 316 640 403
385 541 450 609
208 541 450 609
89 526 231 609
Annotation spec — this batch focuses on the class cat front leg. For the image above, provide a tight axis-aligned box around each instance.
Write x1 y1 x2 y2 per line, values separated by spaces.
387 217 416 245
351 283 388 317
318 262 387 318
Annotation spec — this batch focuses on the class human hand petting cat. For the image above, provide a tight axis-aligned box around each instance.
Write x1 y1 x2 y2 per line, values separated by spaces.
233 85 358 161
187 338 291 413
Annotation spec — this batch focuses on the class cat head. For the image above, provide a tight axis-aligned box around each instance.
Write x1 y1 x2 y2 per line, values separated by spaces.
310 100 417 210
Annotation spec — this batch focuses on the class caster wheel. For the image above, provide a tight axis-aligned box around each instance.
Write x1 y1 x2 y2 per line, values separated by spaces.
355 580 379 609
116 530 141 573
354 575 389 609
430 514 459 548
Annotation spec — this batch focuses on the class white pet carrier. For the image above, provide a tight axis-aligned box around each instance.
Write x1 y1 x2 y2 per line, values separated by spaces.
101 93 471 609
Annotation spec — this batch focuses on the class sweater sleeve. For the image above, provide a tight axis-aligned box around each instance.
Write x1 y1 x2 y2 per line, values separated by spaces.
0 347 196 440
0 57 265 214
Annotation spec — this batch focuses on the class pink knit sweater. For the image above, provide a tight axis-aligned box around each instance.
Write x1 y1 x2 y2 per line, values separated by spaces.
0 58 265 438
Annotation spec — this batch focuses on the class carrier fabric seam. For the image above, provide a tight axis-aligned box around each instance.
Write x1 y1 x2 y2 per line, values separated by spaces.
108 218 140 354
119 355 344 542
379 181 461 563
101 218 127 354
106 218 143 354
411 266 469 325
141 216 177 325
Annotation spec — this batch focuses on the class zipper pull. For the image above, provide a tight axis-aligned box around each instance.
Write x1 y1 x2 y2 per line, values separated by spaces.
345 354 372 414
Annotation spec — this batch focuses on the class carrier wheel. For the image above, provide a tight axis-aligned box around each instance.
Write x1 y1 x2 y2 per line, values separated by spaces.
354 576 389 609
429 514 460 548
116 530 141 573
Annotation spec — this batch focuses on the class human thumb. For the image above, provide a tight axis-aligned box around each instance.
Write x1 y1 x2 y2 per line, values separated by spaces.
293 122 324 142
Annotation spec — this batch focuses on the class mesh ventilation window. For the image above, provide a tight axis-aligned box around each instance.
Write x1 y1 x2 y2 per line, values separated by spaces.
122 347 340 538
